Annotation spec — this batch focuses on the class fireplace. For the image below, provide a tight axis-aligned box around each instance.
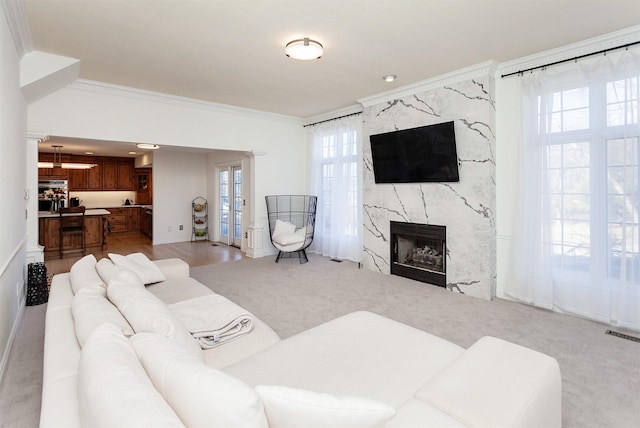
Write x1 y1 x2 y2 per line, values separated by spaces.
390 221 446 287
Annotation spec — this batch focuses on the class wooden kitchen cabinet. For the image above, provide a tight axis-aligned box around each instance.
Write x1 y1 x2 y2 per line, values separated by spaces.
128 206 140 231
140 207 152 239
66 155 102 191
136 168 152 205
102 159 134 190
39 214 108 260
107 206 141 233
106 207 128 232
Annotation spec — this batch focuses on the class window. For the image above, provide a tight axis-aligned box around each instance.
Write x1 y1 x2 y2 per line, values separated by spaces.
320 130 360 237
505 49 640 329
309 115 363 262
542 75 639 284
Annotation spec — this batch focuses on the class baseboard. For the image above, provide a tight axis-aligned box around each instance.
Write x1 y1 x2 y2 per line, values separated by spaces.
0 299 25 386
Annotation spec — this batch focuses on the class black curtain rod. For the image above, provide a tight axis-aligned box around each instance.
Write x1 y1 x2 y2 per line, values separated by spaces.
303 111 362 128
501 40 640 78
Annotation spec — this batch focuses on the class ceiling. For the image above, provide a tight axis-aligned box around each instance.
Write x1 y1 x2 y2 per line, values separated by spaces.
24 0 639 156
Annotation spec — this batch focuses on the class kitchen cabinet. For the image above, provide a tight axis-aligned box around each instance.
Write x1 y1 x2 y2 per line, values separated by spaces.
66 155 102 190
106 207 128 233
106 206 142 233
140 207 152 239
128 206 140 231
39 212 108 260
136 168 152 205
38 153 142 191
38 152 71 179
102 159 134 190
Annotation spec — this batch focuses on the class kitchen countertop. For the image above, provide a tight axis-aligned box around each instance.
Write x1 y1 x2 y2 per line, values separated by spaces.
90 204 152 210
38 209 111 218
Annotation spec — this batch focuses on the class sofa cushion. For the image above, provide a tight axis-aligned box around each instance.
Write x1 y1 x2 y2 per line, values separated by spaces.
107 274 203 361
69 254 105 294
77 323 184 428
109 252 166 284
255 385 396 428
223 311 465 407
131 332 268 428
72 284 134 348
96 257 144 288
415 336 562 428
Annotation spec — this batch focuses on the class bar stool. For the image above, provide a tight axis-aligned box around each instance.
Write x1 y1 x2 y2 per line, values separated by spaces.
59 206 86 259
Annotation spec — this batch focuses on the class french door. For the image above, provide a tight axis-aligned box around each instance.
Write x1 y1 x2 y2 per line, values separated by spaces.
219 165 242 247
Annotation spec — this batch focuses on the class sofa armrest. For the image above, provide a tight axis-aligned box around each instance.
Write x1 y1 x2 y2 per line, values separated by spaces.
415 336 562 428
153 258 190 280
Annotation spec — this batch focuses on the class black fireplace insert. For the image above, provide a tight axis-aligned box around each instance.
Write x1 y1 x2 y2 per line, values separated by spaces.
390 221 446 287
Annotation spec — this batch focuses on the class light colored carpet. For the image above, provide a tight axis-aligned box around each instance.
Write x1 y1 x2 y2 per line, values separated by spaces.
190 254 640 428
1 254 638 427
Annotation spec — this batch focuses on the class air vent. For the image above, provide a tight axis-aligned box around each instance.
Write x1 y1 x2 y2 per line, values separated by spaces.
605 330 640 343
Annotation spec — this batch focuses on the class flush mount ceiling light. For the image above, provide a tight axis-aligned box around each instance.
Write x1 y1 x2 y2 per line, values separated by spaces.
136 143 160 150
285 37 323 60
37 145 97 169
383 74 397 82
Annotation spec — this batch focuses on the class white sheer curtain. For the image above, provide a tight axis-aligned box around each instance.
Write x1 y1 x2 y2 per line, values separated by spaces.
505 48 640 330
309 115 363 262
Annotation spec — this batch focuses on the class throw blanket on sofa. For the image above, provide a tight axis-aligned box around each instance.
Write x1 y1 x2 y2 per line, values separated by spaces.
168 295 255 349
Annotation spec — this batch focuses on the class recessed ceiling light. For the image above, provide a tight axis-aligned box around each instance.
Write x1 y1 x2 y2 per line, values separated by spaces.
383 74 397 83
136 143 160 150
129 151 137 155
285 37 323 60
85 151 94 155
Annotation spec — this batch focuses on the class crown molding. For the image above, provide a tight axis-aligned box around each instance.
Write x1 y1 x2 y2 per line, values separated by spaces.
2 0 32 58
66 79 303 125
358 60 498 108
303 104 363 126
497 25 640 77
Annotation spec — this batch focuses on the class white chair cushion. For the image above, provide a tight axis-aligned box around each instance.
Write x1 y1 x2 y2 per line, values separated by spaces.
131 332 268 428
255 385 396 428
109 252 166 284
72 284 134 347
77 323 184 428
272 219 297 243
107 273 203 361
69 254 105 294
273 226 306 246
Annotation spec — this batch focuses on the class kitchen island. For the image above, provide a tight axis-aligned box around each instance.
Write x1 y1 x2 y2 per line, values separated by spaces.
39 209 110 260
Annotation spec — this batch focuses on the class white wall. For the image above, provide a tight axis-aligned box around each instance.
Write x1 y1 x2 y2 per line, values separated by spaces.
0 5 28 381
27 80 307 253
152 150 208 244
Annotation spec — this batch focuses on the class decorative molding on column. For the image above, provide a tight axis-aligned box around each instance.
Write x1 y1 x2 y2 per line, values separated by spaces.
1 0 32 58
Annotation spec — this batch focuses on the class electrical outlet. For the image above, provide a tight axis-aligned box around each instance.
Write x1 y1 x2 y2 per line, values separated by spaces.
179 225 183 230
168 226 172 232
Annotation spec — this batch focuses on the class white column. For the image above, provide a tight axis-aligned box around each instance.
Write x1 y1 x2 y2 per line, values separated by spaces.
26 133 44 263
244 151 270 259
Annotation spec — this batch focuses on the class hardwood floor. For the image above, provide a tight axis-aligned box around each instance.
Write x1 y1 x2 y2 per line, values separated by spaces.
44 232 245 275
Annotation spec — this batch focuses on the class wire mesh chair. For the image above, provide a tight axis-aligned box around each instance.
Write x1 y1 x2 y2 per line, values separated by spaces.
265 195 317 263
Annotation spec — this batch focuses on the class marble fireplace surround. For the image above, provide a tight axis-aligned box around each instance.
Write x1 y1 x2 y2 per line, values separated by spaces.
359 62 497 300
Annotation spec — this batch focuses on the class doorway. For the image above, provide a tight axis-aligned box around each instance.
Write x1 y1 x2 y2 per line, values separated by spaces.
219 165 242 247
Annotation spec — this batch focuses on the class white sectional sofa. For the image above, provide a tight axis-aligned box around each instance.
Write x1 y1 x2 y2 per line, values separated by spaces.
41 255 562 428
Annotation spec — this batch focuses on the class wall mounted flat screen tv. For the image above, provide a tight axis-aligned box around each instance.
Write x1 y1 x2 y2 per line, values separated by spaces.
369 121 459 183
